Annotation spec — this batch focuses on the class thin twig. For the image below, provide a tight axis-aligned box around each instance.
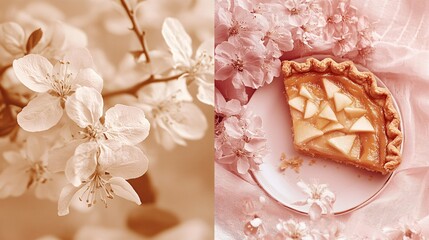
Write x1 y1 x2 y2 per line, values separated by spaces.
120 0 151 63
103 73 185 98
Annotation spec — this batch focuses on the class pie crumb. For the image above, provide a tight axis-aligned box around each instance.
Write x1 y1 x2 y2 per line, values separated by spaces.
279 153 303 173
308 159 316 166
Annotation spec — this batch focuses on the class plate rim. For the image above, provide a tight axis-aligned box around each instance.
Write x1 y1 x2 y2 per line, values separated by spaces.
248 55 405 216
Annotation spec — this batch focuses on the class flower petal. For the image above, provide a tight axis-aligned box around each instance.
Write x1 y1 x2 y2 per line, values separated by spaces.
196 77 214 106
25 136 47 162
13 54 53 92
0 22 25 55
65 86 103 128
61 48 95 77
58 183 81 216
61 22 88 49
217 154 236 164
17 93 63 132
0 163 30 198
137 81 167 105
48 140 84 173
104 104 150 145
72 68 103 92
237 157 250 174
65 142 98 187
161 18 192 68
98 141 148 179
109 177 141 205
215 64 234 80
156 118 187 147
35 172 65 201
152 123 180 150
168 102 207 140
223 116 243 139
308 203 322 220
196 39 214 64
3 151 26 165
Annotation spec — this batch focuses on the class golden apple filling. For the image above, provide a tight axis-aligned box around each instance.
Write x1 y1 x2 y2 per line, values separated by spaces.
285 72 388 173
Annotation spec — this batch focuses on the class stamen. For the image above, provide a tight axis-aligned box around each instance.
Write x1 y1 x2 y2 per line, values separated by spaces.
231 54 244 72
47 61 74 98
26 162 50 188
79 171 115 208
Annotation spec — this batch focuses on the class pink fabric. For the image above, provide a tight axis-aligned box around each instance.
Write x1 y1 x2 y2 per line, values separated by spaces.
215 0 429 237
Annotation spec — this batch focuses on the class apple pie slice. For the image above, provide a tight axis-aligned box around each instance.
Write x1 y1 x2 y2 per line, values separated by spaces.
282 58 402 174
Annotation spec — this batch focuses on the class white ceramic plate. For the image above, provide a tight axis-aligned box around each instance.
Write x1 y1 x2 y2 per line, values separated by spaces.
248 57 404 215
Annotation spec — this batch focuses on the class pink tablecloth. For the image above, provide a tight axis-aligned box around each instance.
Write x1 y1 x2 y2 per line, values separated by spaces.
215 0 429 238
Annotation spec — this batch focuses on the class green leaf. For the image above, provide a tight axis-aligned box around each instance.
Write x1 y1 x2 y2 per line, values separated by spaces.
25 28 43 54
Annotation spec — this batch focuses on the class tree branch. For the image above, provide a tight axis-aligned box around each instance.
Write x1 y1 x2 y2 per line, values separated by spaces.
120 0 151 63
103 73 185 98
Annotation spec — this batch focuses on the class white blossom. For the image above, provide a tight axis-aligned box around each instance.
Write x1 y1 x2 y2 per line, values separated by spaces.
162 17 214 106
65 86 150 146
13 48 103 132
58 140 148 216
137 78 207 150
45 86 151 215
0 136 63 201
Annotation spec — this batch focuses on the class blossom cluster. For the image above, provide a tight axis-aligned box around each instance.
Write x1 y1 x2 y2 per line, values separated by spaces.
215 89 267 174
0 0 213 216
215 0 378 103
240 181 344 240
240 181 427 240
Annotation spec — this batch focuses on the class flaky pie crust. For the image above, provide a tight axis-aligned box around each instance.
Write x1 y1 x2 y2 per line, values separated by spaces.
282 57 402 173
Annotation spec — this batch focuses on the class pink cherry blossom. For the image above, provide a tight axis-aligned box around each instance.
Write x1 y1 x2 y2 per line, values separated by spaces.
275 219 314 240
336 0 358 27
215 40 265 89
294 180 336 220
332 32 358 57
215 5 265 46
261 41 281 85
263 15 294 52
215 88 242 118
291 26 320 50
321 222 347 240
283 0 311 27
382 217 425 240
214 96 268 175
356 16 379 49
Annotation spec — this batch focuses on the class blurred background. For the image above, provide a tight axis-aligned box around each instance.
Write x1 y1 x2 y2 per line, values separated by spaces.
0 0 214 239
